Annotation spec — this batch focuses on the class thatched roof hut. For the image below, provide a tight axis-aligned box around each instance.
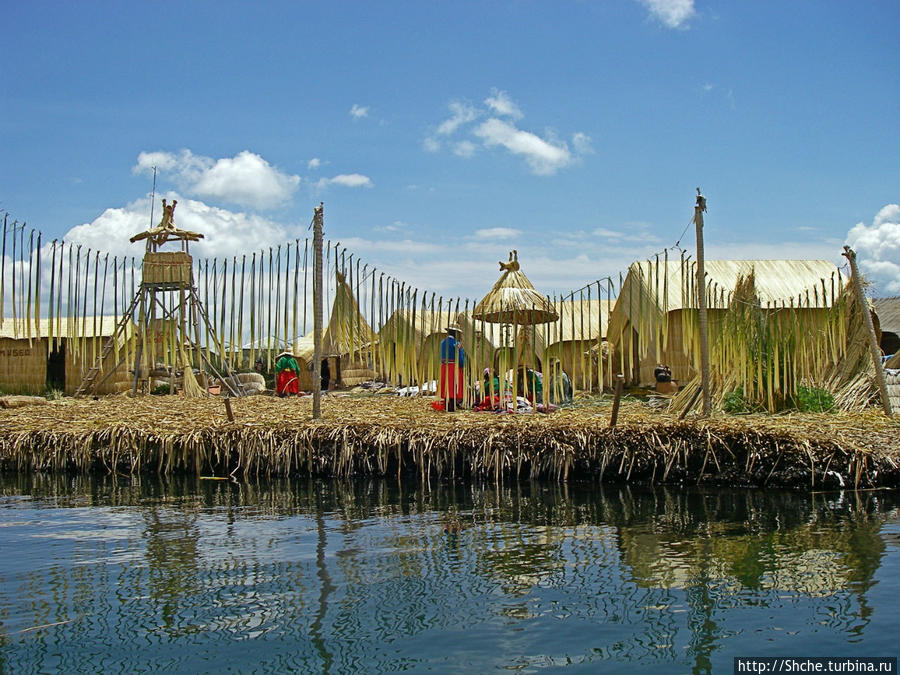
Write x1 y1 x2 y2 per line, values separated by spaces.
292 271 375 389
377 308 495 386
874 297 900 357
0 317 134 395
608 259 845 386
536 298 612 390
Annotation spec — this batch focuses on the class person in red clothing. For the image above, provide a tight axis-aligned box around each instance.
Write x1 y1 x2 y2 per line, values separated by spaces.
275 349 301 397
438 324 466 411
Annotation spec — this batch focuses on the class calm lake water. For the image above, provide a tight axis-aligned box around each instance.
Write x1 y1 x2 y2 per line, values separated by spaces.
1 474 898 674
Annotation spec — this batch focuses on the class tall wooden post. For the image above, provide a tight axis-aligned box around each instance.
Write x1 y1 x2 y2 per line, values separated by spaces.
842 245 893 418
694 189 712 416
312 203 324 420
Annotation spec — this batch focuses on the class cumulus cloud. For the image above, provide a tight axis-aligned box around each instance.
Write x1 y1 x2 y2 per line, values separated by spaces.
308 157 321 170
427 91 590 175
474 118 572 175
437 101 479 136
473 227 522 240
350 104 369 119
846 204 900 295
316 173 373 189
484 89 523 119
63 193 293 259
134 149 300 210
638 0 696 28
453 140 477 158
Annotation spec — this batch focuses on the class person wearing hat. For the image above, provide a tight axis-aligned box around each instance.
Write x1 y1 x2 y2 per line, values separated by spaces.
439 323 466 411
275 348 301 397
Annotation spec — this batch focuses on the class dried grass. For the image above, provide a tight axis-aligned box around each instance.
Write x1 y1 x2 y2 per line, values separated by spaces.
0 394 896 488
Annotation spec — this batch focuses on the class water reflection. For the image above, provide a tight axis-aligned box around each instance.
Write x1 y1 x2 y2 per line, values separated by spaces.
1 474 897 674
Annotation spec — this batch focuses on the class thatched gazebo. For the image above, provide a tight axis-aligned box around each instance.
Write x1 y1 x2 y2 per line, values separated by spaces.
473 251 558 402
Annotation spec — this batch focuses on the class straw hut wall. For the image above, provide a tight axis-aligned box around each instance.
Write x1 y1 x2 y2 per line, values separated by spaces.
0 317 133 395
537 297 612 391
608 259 845 389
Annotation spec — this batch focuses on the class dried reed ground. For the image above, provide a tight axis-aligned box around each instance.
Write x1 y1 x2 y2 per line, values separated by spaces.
0 394 897 488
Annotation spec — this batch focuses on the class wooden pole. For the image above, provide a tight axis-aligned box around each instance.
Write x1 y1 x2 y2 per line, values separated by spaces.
842 245 892 418
694 189 712 416
609 373 624 427
312 203 324 419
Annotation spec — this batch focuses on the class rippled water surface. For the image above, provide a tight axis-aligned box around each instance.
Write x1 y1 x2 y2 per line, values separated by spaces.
1 475 898 674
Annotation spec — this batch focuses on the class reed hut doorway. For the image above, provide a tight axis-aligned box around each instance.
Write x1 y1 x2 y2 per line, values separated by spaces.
46 344 65 391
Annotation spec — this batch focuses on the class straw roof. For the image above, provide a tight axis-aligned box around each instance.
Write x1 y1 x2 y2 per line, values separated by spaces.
378 309 495 352
609 259 845 336
378 309 459 346
0 317 131 341
473 251 558 325
535 298 611 346
295 271 373 362
874 297 900 334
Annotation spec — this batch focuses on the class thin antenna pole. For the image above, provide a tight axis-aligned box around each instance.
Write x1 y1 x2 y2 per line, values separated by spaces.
695 188 711 416
149 166 157 228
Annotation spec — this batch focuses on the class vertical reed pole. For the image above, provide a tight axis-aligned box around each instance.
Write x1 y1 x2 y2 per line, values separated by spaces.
0 215 6 327
312 203 324 419
694 189 711 416
610 373 624 427
26 233 35 343
49 241 57 353
843 245 892 417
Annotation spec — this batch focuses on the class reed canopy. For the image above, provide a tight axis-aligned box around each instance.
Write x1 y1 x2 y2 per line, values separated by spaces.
473 251 558 325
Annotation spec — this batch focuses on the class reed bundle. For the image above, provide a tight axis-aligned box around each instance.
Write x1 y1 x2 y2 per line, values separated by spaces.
0 395 895 488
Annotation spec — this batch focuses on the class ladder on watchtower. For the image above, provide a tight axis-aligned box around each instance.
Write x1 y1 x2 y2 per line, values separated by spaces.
73 294 142 397
74 284 247 398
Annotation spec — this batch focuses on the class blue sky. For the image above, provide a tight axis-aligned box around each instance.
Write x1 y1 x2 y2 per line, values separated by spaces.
2 0 898 298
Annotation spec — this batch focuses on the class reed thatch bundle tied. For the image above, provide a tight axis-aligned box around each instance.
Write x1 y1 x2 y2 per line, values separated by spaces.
473 251 558 325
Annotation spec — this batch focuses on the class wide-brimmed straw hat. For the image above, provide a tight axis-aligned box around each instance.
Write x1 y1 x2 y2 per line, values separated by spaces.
447 323 461 334
277 348 294 357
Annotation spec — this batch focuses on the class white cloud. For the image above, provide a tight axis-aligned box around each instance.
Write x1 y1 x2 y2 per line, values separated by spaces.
133 149 300 210
473 227 522 240
350 104 369 119
453 141 477 158
375 220 412 233
316 173 373 189
437 101 480 136
423 137 441 153
484 89 523 119
474 118 572 175
63 193 293 259
192 152 300 209
308 158 321 170
572 132 593 155
846 204 900 295
638 0 696 29
592 225 660 243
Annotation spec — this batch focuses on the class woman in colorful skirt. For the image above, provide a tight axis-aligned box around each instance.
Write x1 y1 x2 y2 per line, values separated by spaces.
275 349 301 397
439 325 466 411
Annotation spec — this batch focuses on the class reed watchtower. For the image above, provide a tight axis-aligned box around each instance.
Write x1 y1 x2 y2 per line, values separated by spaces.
74 199 245 396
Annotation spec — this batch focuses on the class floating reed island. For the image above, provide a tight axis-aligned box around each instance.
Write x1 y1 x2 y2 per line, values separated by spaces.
0 394 897 489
